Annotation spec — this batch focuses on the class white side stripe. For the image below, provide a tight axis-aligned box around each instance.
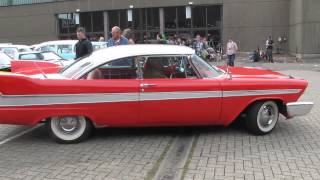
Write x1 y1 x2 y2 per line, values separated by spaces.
0 93 139 107
223 89 301 97
0 89 301 107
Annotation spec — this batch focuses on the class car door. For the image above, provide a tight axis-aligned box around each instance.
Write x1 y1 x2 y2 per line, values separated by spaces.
139 55 222 126
82 57 140 126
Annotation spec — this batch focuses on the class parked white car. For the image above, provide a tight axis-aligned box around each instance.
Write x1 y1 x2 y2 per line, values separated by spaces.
17 51 73 67
0 44 19 59
34 40 108 60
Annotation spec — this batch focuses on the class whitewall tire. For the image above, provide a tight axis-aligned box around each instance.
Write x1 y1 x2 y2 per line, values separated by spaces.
246 101 279 135
47 116 93 143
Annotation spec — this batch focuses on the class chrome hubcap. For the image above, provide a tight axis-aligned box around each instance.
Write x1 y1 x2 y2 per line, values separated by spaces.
58 116 80 132
260 105 275 127
257 101 279 133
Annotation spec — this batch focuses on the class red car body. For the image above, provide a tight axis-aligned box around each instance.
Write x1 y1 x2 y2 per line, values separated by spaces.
0 67 307 126
0 45 313 142
11 60 61 75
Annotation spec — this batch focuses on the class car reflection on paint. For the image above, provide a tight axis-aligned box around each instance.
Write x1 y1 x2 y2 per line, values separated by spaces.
0 45 313 143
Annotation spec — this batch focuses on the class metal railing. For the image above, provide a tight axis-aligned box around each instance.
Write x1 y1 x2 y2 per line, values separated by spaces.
0 0 58 6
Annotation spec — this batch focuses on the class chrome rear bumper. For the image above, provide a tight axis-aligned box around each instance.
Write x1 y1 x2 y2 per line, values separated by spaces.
286 102 313 118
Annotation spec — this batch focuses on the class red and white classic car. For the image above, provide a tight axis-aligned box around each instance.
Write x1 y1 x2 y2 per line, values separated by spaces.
0 45 313 143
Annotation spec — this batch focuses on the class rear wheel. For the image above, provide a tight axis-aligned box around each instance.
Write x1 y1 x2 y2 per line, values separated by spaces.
246 101 279 135
47 116 93 143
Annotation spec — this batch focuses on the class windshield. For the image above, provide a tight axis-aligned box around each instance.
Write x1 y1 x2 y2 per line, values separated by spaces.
0 47 18 59
0 53 12 65
191 55 223 78
59 54 92 78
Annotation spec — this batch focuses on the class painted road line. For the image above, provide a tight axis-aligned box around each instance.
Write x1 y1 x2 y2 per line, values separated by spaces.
0 125 41 146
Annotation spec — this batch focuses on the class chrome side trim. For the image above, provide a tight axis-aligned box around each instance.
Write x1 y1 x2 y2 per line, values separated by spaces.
141 91 222 101
286 102 314 118
223 89 301 97
0 89 302 107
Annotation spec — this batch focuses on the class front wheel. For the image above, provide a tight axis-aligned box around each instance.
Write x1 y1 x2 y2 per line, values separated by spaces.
246 101 279 135
47 116 93 143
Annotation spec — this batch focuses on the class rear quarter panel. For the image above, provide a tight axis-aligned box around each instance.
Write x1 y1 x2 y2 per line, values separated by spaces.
0 75 140 126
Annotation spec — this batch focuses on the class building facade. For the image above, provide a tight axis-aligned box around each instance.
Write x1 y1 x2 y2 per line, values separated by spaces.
0 0 319 59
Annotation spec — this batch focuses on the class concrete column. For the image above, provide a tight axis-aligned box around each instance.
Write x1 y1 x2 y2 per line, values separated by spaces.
103 11 109 39
159 8 164 35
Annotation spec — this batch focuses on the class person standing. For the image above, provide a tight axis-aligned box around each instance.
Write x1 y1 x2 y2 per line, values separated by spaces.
266 36 274 63
122 28 135 44
226 38 238 67
107 26 128 47
107 26 131 66
75 27 93 59
194 35 205 56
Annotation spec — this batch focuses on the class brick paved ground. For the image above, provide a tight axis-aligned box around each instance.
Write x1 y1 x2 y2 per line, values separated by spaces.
0 62 319 180
0 127 173 180
0 125 29 142
183 68 320 180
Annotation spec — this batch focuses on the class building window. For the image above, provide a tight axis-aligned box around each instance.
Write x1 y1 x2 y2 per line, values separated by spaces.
132 9 145 30
192 6 206 28
1 0 55 6
207 6 221 28
164 7 177 29
177 6 191 29
108 10 119 30
119 10 127 29
79 11 104 40
146 8 160 31
162 5 222 45
80 12 92 32
57 13 77 38
92 12 104 32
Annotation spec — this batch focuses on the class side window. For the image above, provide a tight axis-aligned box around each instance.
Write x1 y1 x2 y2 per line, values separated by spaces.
19 54 39 60
40 45 55 52
85 57 137 80
57 45 73 54
142 56 197 79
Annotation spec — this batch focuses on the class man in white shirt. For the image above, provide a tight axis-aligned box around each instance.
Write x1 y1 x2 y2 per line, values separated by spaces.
226 38 238 66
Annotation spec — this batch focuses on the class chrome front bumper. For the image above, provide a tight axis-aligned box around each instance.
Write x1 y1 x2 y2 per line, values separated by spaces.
286 102 314 118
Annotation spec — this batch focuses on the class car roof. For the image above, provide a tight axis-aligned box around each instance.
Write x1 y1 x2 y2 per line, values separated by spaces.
14 45 31 48
37 40 78 46
62 44 195 78
92 44 195 61
18 51 42 55
0 45 18 48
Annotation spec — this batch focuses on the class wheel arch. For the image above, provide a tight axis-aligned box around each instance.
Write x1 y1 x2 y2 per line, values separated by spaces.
222 97 286 126
242 98 286 116
37 114 96 126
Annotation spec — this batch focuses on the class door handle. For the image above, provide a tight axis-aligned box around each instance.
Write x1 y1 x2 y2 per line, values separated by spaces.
140 83 157 88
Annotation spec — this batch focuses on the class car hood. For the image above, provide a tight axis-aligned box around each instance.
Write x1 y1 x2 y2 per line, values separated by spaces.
218 66 291 79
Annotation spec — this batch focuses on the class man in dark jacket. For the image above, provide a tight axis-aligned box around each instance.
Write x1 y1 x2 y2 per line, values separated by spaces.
75 27 93 59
